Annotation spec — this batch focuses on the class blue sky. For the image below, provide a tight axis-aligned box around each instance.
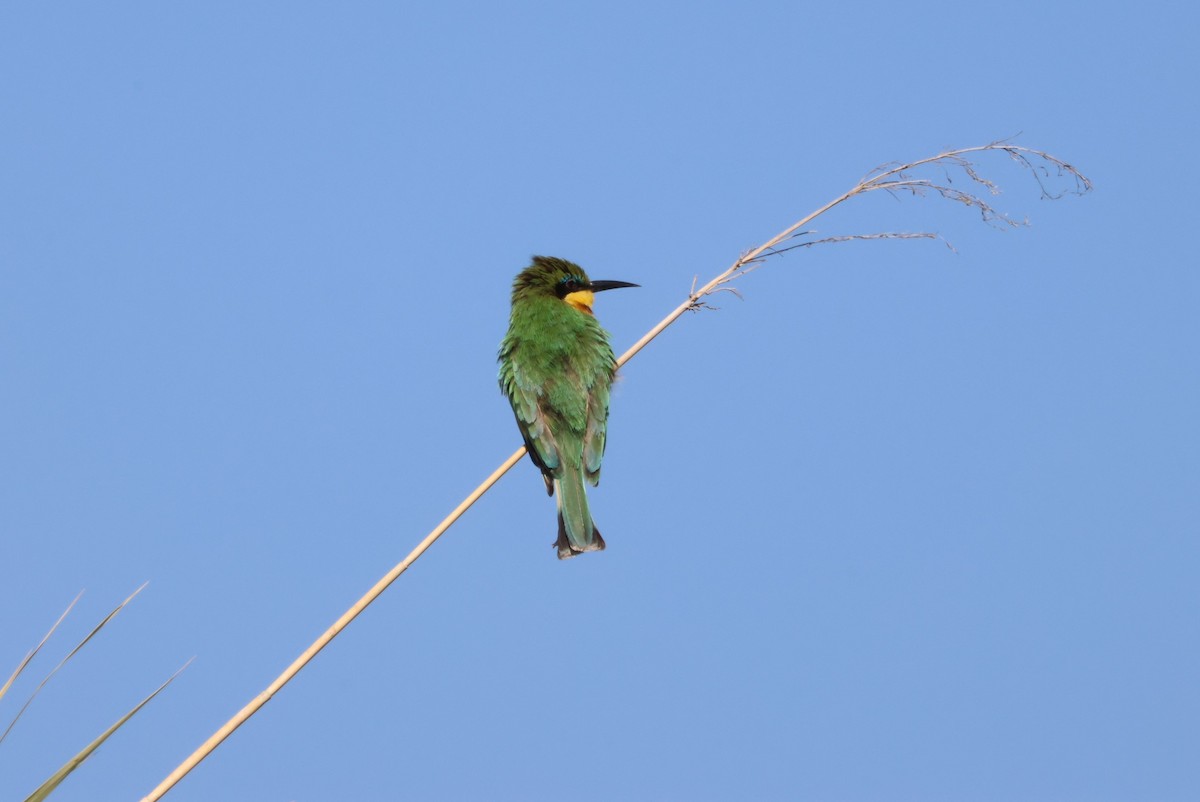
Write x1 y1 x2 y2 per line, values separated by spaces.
1 3 1196 800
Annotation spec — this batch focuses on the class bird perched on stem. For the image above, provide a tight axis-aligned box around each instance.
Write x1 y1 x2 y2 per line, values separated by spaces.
498 256 638 559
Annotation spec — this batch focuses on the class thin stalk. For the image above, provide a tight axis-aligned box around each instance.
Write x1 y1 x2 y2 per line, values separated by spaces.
615 186 857 368
143 140 1089 800
141 447 526 801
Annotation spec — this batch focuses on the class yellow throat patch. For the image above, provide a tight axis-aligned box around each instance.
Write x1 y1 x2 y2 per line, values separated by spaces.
564 289 595 314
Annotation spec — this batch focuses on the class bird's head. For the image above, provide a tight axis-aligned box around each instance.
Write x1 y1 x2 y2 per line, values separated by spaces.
512 255 639 315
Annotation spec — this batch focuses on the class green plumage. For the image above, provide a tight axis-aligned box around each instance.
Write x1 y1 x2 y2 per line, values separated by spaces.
498 256 637 559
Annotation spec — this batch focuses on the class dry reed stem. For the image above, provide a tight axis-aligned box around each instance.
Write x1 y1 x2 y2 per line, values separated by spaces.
142 449 527 801
142 139 1089 801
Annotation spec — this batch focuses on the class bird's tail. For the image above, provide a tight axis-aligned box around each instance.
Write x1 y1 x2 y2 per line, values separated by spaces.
553 467 605 560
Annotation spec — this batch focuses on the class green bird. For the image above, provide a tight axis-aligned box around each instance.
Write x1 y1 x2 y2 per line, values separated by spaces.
498 256 638 559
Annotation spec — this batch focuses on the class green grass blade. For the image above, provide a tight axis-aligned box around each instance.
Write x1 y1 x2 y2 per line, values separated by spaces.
1 584 147 746
23 659 191 802
0 591 83 707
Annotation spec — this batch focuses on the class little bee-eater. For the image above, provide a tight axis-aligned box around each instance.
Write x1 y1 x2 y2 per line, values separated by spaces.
499 256 638 559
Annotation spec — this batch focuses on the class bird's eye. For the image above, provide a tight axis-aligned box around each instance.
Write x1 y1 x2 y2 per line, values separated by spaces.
561 277 579 291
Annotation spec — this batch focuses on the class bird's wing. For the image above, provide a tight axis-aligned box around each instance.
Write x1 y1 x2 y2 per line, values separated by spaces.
500 356 561 478
581 367 611 487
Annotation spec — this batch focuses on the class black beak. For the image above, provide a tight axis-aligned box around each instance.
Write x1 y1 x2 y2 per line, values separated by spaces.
589 280 640 293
